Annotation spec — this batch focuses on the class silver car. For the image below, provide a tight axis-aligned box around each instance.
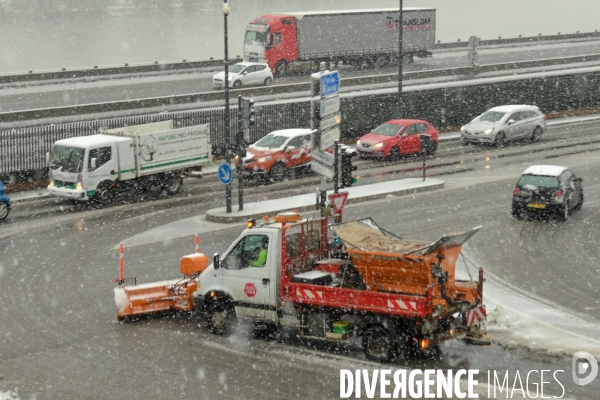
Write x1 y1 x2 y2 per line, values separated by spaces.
461 105 547 146
212 62 273 89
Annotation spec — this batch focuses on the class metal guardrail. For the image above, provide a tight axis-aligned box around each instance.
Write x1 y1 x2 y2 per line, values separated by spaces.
1 31 598 86
2 53 600 125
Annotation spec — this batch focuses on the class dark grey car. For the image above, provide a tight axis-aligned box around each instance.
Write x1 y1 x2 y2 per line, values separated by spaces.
461 105 547 146
512 165 583 221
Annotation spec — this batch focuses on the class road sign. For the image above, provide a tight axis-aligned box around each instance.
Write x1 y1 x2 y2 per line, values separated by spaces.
320 95 341 117
217 163 233 185
310 160 334 179
328 191 348 215
320 126 341 151
312 149 334 166
321 71 340 98
319 112 342 131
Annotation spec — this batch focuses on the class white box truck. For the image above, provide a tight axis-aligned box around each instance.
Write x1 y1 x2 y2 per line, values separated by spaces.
47 121 211 201
243 8 436 76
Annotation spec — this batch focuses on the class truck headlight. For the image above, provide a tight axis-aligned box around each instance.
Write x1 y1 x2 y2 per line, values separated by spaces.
483 128 494 135
75 182 83 190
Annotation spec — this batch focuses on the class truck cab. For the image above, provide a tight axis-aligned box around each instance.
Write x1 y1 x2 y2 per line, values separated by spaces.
47 135 134 200
244 15 298 76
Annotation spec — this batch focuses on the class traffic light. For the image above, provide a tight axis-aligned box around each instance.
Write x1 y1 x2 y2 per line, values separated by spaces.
339 147 357 188
248 98 255 126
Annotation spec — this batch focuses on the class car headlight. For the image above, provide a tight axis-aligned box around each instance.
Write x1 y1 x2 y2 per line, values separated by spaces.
483 128 494 135
356 140 361 146
373 142 384 149
460 126 465 132
257 156 271 163
228 76 233 81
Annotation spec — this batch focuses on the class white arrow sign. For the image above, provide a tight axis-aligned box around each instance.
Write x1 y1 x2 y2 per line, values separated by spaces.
319 112 342 131
310 160 334 179
320 126 341 151
320 95 341 117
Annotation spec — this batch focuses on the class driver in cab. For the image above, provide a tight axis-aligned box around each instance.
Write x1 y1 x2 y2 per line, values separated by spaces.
253 237 268 267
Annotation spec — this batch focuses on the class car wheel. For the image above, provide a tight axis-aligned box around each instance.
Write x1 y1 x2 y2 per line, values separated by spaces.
511 204 523 220
573 191 584 210
275 60 287 77
269 162 287 182
389 146 401 161
493 132 506 147
232 80 242 89
0 201 9 221
531 126 543 142
558 201 569 221
362 326 395 362
263 77 272 86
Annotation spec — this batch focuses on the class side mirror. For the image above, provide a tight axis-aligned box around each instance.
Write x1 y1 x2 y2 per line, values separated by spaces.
45 152 50 165
286 146 296 152
213 253 220 270
242 71 248 75
90 158 97 170
508 119 516 125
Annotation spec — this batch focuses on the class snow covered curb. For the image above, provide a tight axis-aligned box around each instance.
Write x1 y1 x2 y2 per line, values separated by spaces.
461 246 600 362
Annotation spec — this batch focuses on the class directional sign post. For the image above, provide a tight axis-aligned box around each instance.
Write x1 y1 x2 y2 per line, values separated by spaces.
321 71 340 98
218 163 233 185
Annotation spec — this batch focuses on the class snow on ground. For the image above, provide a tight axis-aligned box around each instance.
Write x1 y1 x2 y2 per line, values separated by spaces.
460 247 600 361
0 391 20 400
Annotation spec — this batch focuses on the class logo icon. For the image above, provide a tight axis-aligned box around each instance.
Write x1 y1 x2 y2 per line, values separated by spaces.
385 16 395 29
572 351 598 385
141 134 159 162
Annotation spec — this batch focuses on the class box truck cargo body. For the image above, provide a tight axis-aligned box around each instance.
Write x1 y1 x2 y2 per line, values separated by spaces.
244 8 436 76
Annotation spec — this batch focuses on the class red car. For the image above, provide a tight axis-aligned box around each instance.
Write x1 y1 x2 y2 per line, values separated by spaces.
356 119 439 159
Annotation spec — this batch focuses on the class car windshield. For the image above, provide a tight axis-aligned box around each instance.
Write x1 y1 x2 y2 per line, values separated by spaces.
372 123 403 137
229 64 246 74
253 134 289 149
478 111 507 122
517 175 559 188
245 30 268 44
50 145 86 173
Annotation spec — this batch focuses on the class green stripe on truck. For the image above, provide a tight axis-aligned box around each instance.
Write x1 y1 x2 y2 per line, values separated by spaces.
140 155 209 171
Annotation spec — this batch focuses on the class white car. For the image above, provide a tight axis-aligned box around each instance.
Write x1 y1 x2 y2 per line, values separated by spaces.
212 62 273 89
461 105 547 146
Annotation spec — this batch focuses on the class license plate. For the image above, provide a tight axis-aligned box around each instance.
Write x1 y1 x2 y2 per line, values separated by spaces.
528 203 546 209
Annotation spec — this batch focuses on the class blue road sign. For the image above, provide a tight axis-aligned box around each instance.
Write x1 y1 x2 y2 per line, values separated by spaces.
217 163 233 185
321 71 340 98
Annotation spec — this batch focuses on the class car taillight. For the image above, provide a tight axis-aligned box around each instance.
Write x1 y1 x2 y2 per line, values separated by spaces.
555 189 563 198
513 188 520 196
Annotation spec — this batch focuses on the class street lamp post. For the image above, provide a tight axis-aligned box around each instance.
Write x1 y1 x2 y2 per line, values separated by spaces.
223 1 232 213
398 0 403 118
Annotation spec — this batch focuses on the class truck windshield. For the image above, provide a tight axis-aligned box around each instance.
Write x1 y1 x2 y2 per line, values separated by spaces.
253 134 289 149
245 30 268 44
50 145 85 173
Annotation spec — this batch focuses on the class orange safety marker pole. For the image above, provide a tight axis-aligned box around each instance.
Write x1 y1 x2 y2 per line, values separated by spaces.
195 234 199 253
119 243 124 284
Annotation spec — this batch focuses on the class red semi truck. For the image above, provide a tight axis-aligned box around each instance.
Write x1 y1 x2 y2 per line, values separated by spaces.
243 8 436 76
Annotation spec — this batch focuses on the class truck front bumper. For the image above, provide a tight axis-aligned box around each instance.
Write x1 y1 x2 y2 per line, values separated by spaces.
47 186 89 200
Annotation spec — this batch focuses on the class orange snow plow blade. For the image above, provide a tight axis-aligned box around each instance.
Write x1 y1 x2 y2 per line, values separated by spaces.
114 253 208 320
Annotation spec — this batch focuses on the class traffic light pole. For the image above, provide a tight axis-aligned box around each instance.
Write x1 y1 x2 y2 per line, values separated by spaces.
237 95 244 211
333 140 339 194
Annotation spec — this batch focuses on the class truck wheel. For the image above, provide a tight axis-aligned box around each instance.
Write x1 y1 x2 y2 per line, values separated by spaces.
362 326 394 362
165 175 182 195
95 181 113 203
205 301 234 335
0 201 9 221
275 60 287 77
